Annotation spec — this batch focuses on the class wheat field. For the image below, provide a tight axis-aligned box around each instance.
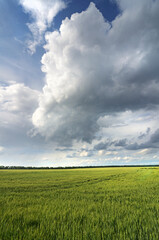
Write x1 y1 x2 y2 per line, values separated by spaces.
0 167 159 239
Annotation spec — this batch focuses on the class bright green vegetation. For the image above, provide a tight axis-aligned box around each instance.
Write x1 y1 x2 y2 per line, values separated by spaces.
0 167 159 240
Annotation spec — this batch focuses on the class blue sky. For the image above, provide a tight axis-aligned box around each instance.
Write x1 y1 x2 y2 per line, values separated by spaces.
0 0 159 167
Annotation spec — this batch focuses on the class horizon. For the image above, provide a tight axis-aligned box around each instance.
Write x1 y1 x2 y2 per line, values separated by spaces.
1 164 159 169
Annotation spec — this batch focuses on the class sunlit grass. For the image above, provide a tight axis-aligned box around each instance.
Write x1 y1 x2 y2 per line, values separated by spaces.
0 167 159 239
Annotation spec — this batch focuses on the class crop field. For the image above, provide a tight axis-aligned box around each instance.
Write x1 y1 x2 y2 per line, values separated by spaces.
0 167 159 240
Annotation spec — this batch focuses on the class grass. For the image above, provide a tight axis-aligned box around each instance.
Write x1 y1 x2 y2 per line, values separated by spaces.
0 167 159 239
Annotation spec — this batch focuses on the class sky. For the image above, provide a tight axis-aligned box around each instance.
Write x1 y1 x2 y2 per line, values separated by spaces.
0 0 159 167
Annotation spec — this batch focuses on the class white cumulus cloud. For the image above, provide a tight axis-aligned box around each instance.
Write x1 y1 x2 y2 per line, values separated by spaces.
32 0 159 148
0 83 40 115
0 83 41 148
19 0 66 53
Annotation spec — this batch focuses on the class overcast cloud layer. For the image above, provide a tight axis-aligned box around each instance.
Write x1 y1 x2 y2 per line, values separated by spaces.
32 0 159 151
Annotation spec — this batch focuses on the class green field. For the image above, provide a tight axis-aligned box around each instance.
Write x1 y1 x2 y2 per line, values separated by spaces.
0 167 159 240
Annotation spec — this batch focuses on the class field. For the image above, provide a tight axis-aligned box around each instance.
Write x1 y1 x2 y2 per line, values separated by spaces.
0 167 159 240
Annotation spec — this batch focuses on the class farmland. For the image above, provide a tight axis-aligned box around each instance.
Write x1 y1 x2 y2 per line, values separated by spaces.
0 167 159 240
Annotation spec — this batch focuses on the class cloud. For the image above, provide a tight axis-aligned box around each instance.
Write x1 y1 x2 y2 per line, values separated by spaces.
123 129 159 150
93 138 126 151
0 83 42 148
93 128 159 153
0 146 5 154
94 141 111 151
114 139 127 147
67 148 94 158
136 149 149 155
138 127 151 139
79 150 89 157
0 83 39 114
98 150 105 156
19 0 66 53
32 1 159 147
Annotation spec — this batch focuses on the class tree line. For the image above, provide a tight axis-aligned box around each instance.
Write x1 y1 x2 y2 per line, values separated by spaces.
0 165 158 170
